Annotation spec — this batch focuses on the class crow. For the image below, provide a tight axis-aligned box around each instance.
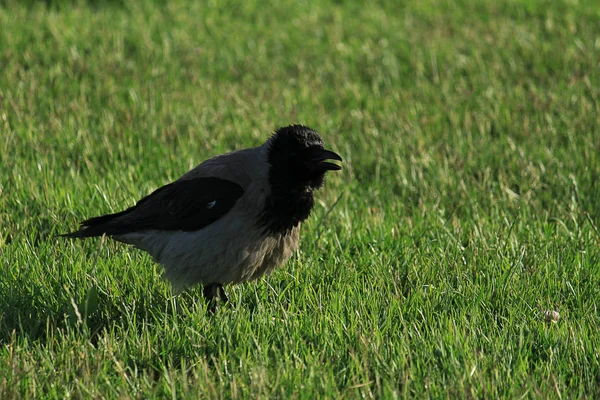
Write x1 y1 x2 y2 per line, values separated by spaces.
62 125 342 308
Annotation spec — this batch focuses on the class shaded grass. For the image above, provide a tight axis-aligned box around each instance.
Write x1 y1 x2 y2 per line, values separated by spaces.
1 0 599 398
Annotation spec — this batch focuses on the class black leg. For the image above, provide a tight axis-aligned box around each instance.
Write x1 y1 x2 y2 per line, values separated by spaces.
218 284 229 304
203 283 219 301
203 283 219 313
203 283 228 312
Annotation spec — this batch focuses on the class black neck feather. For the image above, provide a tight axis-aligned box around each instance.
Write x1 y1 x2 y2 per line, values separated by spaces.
259 125 324 235
259 182 315 236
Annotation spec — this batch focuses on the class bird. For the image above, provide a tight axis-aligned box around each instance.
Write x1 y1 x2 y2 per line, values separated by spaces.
61 125 342 308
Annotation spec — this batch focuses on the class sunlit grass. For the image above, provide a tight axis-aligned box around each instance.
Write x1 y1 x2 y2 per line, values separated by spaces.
1 0 599 398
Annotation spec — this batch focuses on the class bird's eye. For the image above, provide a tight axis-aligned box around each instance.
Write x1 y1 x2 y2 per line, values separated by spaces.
206 200 216 209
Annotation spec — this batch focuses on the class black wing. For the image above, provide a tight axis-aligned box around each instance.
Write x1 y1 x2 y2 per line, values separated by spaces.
62 177 244 237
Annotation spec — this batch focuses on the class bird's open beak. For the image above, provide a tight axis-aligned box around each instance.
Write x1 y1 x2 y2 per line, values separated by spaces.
304 147 343 172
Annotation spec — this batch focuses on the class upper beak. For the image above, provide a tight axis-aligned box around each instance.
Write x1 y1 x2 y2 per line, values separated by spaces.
305 147 343 172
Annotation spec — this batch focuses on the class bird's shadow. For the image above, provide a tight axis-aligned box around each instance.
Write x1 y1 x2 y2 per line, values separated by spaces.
1 281 218 340
4 283 221 352
0 280 223 379
1 284 143 344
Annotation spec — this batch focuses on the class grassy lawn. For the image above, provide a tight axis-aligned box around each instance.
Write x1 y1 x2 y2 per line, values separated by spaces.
1 0 599 397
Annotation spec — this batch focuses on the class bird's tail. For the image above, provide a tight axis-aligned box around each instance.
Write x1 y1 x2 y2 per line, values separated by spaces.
60 209 132 238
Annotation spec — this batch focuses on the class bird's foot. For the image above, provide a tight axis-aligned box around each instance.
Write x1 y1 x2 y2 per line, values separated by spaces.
203 283 228 313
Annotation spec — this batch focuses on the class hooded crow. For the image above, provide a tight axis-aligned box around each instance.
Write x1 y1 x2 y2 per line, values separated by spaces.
62 125 342 307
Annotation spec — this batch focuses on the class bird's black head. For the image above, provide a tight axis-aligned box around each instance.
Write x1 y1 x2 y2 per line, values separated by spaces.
260 125 342 235
266 125 342 190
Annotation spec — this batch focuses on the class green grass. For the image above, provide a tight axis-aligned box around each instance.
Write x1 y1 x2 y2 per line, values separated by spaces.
1 0 599 397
